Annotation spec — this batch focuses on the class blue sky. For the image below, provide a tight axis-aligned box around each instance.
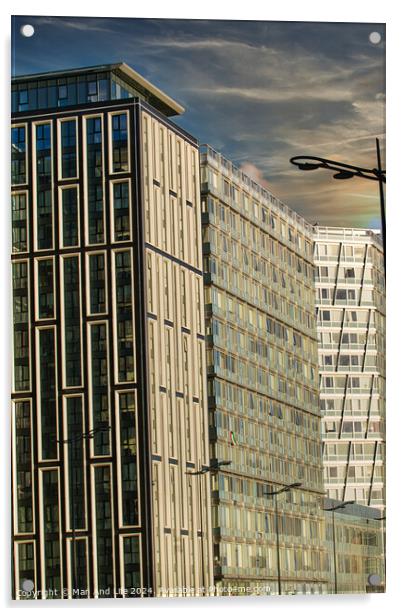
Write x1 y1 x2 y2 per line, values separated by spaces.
11 16 386 228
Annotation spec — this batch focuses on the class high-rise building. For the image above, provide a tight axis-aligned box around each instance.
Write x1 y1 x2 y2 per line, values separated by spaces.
314 227 385 511
11 63 212 599
200 145 328 595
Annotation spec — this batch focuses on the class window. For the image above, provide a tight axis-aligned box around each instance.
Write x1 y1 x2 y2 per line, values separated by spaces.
94 466 114 594
66 397 85 530
11 126 26 185
90 325 110 456
111 113 128 172
112 182 130 241
12 261 30 392
119 393 138 526
86 117 104 244
42 470 61 595
14 401 33 533
38 329 57 459
37 259 54 319
63 257 82 387
36 123 53 249
114 251 134 382
12 193 28 252
89 253 106 314
61 187 79 247
60 120 77 178
123 536 141 595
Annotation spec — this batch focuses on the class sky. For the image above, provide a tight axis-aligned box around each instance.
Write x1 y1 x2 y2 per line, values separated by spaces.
11 15 386 228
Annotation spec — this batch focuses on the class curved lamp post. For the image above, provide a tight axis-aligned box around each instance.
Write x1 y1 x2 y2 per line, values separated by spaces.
264 482 302 595
323 500 355 593
290 139 386 273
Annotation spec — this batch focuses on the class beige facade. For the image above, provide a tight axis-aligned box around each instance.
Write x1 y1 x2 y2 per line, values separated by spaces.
142 111 213 596
200 145 328 595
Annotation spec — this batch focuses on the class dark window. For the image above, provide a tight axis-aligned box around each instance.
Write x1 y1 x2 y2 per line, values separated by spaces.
61 187 79 247
39 329 57 459
14 401 33 533
115 251 134 382
36 123 53 249
63 257 82 386
111 113 128 172
89 253 106 314
60 120 77 178
42 470 61 595
37 259 54 319
112 182 130 241
11 126 26 185
119 393 138 526
90 324 110 456
12 261 30 391
94 466 114 595
12 193 28 252
86 117 104 244
66 397 85 530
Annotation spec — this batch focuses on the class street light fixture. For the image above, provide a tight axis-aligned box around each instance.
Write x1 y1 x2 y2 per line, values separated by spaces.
58 425 111 598
323 500 355 593
264 482 302 595
290 138 386 273
186 459 232 596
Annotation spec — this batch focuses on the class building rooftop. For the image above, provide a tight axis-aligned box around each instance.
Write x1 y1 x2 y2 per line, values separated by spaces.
12 62 185 117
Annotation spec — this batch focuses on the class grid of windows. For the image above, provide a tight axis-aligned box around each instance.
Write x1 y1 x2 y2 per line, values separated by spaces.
94 466 114 596
41 470 61 596
314 229 385 510
201 146 326 592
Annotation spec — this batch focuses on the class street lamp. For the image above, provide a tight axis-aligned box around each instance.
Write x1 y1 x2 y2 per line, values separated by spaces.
323 500 355 593
186 460 231 595
58 425 111 598
290 138 386 273
264 482 302 595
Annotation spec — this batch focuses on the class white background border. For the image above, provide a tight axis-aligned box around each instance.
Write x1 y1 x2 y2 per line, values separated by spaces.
2 1 401 614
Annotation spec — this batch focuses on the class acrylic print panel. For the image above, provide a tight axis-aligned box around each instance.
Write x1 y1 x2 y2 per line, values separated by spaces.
11 15 385 600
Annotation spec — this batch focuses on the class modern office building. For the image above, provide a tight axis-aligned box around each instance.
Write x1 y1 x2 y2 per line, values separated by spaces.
323 498 385 594
11 63 213 599
314 227 385 511
200 145 328 595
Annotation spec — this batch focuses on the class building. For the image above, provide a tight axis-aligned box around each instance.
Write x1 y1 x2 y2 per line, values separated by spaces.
314 227 386 511
200 145 328 595
323 498 385 594
11 63 213 599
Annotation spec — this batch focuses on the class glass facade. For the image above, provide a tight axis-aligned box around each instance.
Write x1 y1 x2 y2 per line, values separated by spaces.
314 227 385 511
201 145 327 595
